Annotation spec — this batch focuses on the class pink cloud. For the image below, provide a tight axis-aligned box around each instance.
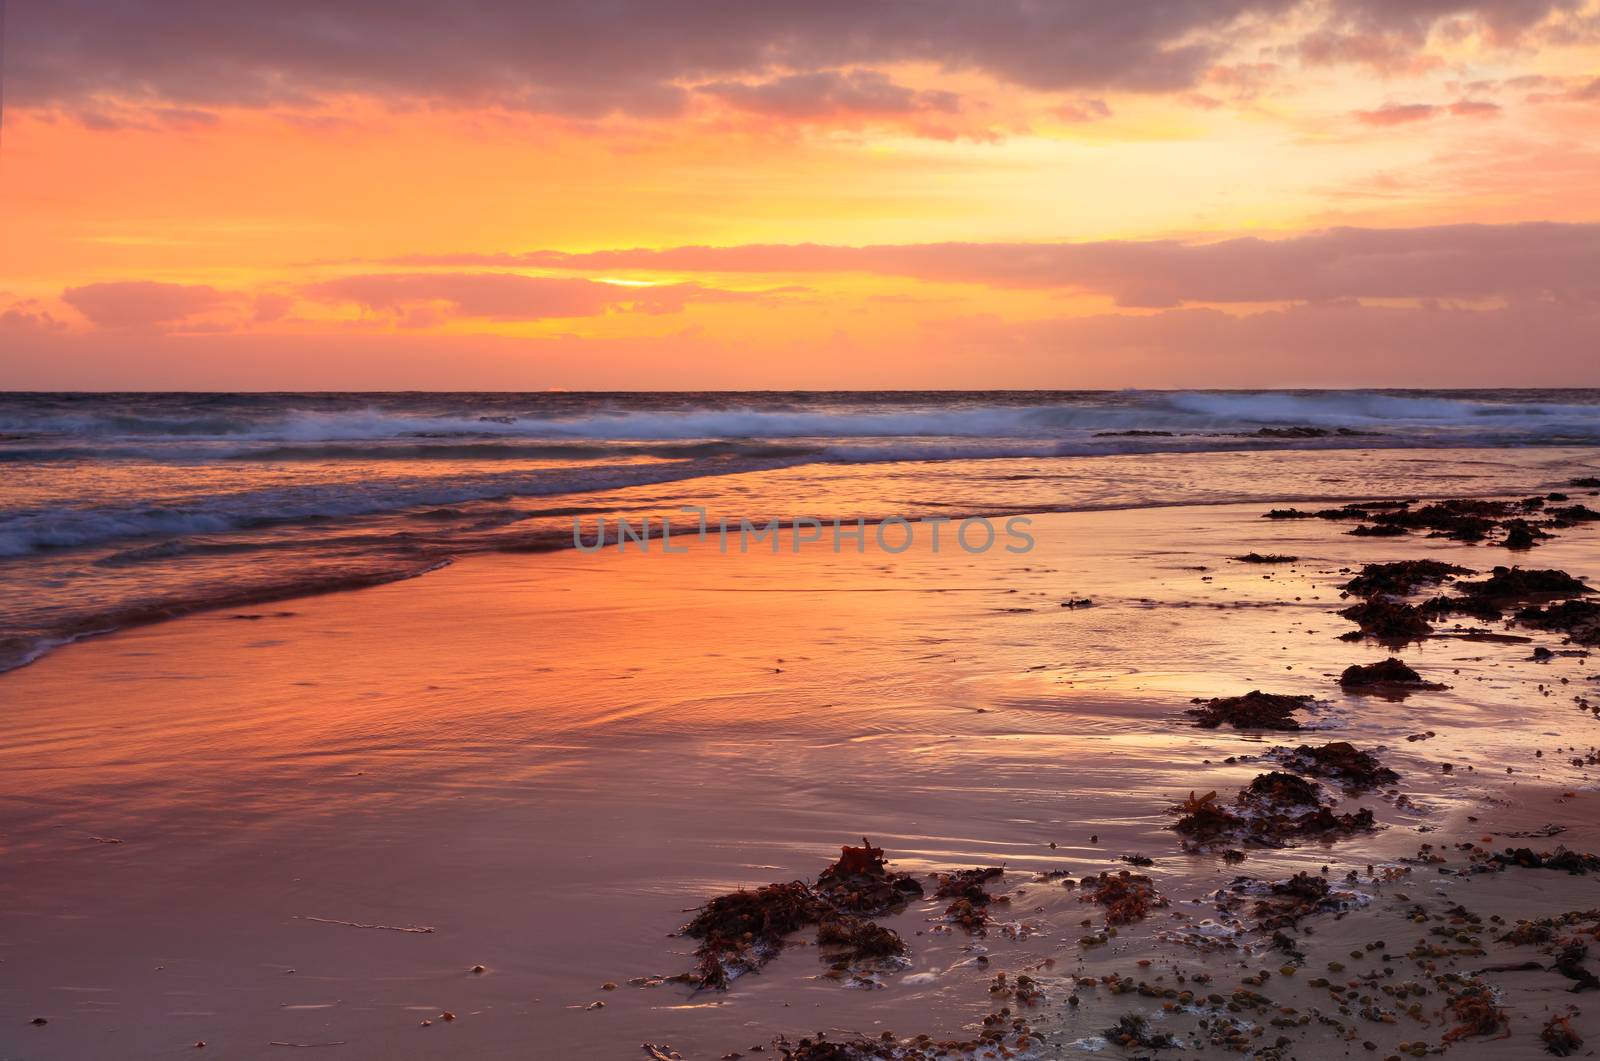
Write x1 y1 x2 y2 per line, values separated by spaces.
304 273 795 322
61 281 233 329
1353 102 1440 125
388 222 1600 308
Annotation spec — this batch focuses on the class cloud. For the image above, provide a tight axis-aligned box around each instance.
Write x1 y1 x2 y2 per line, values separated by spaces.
304 272 792 324
1527 74 1600 102
1297 0 1583 72
698 70 959 120
924 299 1600 386
388 222 1600 308
1353 102 1440 124
1352 97 1502 123
60 281 233 329
11 0 1581 121
1054 98 1114 122
0 300 66 335
1448 98 1504 115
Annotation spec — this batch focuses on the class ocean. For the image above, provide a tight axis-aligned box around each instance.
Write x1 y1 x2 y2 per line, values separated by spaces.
3 388 1599 672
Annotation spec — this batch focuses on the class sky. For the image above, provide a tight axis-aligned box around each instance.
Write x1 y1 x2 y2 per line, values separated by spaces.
2 0 1599 390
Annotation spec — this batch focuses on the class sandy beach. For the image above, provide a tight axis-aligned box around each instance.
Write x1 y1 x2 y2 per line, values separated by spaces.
4 486 1599 1059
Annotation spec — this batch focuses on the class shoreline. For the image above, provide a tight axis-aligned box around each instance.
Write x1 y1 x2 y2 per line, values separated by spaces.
2 489 1599 1058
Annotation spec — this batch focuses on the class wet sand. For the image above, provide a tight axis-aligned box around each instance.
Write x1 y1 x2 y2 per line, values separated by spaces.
2 500 1599 1059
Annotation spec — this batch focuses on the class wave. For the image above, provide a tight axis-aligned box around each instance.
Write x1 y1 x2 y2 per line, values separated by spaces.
0 457 800 557
3 390 1598 446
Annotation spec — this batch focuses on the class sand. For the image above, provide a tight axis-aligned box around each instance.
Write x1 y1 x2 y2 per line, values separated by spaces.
1 501 1598 1059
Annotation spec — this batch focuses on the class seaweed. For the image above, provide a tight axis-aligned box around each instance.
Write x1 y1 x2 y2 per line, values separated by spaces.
1252 872 1341 930
1549 504 1600 524
1080 870 1168 925
815 915 908 963
1491 847 1600 874
681 839 923 989
1442 984 1509 1042
1231 552 1298 564
816 838 925 915
1350 523 1409 537
1501 518 1546 550
1187 691 1312 730
1542 1013 1583 1055
1514 599 1600 645
1458 566 1592 600
1242 771 1323 808
1342 560 1471 597
682 881 826 987
1338 596 1433 643
1338 657 1445 689
942 897 991 933
929 867 1003 902
1102 1013 1179 1050
1274 742 1400 790
1173 775 1376 847
1418 594 1505 622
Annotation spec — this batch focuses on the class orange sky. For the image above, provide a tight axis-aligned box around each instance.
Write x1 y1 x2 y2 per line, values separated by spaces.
2 1 1599 388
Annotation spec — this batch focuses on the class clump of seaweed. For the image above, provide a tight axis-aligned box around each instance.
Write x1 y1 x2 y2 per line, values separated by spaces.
1458 565 1592 601
1501 518 1548 550
1514 599 1600 645
942 897 992 933
1172 775 1376 848
1342 560 1472 597
682 881 825 987
929 867 1003 902
1338 596 1433 644
816 838 925 915
1542 1013 1584 1056
1242 771 1323 808
680 839 926 989
816 914 908 964
1418 594 1505 622
1187 691 1313 730
1549 504 1600 525
1080 870 1168 924
1367 499 1515 542
1441 983 1509 1043
1231 552 1298 564
1272 742 1400 790
1339 658 1446 690
1490 847 1600 874
1172 791 1243 843
1257 872 1334 928
1350 523 1409 537
1102 1013 1179 1050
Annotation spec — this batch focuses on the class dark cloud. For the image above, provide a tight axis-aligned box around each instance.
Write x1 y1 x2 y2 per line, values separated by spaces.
11 1 1579 119
393 222 1600 308
1296 0 1580 72
698 70 959 119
